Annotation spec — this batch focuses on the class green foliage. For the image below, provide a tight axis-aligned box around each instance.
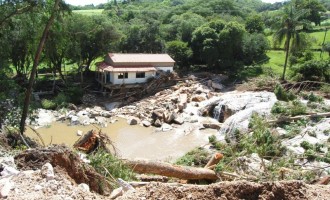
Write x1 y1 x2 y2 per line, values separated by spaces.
271 100 307 116
208 135 217 144
274 84 296 102
300 141 314 150
166 40 192 70
41 99 57 110
247 113 284 157
89 150 135 181
290 100 307 116
65 86 83 104
291 59 330 82
306 92 323 103
53 93 69 108
176 147 210 167
245 14 265 33
320 84 330 96
271 102 287 115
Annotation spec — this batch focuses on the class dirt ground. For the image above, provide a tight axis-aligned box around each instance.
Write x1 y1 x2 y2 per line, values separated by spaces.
118 181 330 200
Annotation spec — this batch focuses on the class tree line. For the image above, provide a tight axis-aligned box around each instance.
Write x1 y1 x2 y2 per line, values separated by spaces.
0 0 329 134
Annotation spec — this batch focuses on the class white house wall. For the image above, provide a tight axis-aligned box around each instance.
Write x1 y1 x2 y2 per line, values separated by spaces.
112 71 155 84
156 66 173 72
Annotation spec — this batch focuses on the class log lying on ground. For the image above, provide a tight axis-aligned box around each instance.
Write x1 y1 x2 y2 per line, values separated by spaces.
125 159 218 181
268 112 330 124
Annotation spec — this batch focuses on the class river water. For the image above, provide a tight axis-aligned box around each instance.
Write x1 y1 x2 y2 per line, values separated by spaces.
25 118 216 161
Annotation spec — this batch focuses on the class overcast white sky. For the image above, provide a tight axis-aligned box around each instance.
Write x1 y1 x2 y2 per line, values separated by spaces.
65 0 285 6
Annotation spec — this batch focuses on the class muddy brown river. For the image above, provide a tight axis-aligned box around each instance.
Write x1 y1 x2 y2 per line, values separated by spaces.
25 118 216 161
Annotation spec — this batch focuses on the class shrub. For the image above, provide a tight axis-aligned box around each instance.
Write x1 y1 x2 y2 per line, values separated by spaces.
41 99 57 110
271 102 287 115
291 60 330 82
208 135 217 145
65 86 83 104
89 150 135 182
300 141 313 150
176 148 210 167
290 100 306 116
274 84 295 102
53 93 69 108
307 92 323 103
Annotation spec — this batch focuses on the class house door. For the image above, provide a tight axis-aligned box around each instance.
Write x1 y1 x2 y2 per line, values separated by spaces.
106 73 111 83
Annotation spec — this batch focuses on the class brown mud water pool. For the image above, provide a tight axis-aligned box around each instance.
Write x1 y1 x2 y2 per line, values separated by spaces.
25 118 216 161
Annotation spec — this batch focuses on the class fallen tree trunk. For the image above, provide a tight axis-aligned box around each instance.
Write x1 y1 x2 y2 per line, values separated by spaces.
268 112 330 124
125 159 218 180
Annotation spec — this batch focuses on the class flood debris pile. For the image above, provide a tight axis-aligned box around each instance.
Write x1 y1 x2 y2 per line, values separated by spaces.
110 74 227 130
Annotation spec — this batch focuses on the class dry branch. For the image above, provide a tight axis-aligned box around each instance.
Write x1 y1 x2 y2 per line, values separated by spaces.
125 159 218 181
204 153 223 169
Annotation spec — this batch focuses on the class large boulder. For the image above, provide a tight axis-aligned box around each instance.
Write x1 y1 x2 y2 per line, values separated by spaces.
214 91 277 139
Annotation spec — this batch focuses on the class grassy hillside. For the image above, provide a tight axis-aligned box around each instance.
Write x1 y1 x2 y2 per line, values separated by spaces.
72 9 104 16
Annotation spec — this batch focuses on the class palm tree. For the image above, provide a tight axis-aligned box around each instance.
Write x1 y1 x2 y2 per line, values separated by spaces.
274 5 307 80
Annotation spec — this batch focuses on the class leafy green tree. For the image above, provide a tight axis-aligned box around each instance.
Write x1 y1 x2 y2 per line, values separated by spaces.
20 0 63 135
293 0 326 26
245 14 265 34
7 13 39 78
273 5 307 80
242 33 269 65
0 0 40 27
121 18 163 53
166 40 192 70
66 14 121 69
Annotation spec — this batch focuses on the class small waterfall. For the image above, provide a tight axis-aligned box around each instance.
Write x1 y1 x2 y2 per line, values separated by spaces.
213 103 223 122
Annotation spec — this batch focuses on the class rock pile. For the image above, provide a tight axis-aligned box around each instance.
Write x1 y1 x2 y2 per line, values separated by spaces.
0 158 106 200
109 79 223 130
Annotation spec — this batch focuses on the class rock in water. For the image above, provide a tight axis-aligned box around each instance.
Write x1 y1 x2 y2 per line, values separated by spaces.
142 120 151 127
77 130 83 136
127 117 139 125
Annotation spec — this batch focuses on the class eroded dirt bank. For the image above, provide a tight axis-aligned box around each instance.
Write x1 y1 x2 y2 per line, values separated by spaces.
118 181 330 200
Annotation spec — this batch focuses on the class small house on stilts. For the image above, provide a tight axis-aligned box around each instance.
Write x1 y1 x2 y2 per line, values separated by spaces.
96 53 175 94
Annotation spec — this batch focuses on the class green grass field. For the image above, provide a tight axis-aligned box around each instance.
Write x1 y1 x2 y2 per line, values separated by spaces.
72 9 105 16
265 50 329 76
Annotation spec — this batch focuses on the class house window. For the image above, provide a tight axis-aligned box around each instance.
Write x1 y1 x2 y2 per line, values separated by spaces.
136 72 145 78
118 73 128 79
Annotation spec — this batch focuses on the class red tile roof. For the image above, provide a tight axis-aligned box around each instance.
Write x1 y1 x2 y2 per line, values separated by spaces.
108 53 175 63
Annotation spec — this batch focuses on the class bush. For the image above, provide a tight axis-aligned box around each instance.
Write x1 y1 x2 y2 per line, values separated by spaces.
53 93 69 108
291 60 330 82
274 84 296 102
65 86 83 104
307 92 323 103
290 100 307 116
271 102 287 115
176 148 210 167
41 99 57 110
89 150 135 182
